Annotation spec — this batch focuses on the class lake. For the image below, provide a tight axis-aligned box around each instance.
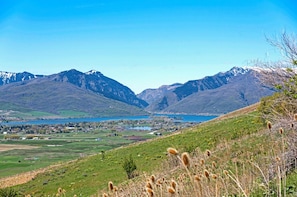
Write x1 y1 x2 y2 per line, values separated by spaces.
2 114 217 126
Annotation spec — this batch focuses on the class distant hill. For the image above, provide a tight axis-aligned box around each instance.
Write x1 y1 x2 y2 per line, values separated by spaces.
137 83 182 105
0 70 147 118
139 67 275 114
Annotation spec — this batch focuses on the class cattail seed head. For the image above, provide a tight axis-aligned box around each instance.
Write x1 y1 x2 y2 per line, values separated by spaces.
167 186 176 194
57 188 63 194
146 188 154 197
108 181 113 191
150 175 156 183
212 161 217 168
223 170 229 176
211 174 218 180
194 175 201 182
181 152 191 168
167 148 178 155
157 179 163 185
200 159 205 165
204 169 210 179
279 128 284 135
171 179 177 190
267 121 272 131
146 181 153 189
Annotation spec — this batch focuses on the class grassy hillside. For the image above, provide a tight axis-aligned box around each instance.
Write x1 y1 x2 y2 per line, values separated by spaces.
11 106 270 196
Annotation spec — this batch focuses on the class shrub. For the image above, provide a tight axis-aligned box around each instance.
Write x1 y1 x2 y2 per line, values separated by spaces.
122 154 137 179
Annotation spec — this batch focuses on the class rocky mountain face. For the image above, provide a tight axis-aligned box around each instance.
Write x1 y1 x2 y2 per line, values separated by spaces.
139 67 275 114
49 69 148 108
173 67 249 100
0 71 43 85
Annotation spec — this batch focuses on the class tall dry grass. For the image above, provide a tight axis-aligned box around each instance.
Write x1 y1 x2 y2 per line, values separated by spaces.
101 118 297 197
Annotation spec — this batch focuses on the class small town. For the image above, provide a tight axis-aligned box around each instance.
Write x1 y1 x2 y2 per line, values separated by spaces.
0 117 197 140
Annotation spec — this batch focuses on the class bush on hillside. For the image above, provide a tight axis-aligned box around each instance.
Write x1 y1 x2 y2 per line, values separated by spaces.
0 188 20 197
122 154 137 179
257 32 297 122
258 91 297 122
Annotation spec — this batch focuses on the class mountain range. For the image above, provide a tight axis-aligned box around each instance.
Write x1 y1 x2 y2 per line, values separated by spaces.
0 70 147 119
0 67 275 120
138 67 275 114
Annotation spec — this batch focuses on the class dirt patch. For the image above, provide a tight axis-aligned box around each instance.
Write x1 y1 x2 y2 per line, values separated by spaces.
0 170 41 189
124 136 146 141
0 161 74 189
0 144 38 152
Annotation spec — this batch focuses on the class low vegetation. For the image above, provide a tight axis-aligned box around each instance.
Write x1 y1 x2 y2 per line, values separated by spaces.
107 119 297 197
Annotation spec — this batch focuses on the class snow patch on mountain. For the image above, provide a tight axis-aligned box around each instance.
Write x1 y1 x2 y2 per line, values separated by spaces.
0 71 17 84
0 71 40 85
85 70 102 75
227 66 250 76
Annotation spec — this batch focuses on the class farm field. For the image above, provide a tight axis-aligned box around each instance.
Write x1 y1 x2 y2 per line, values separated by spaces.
0 118 191 179
0 144 38 152
0 128 152 179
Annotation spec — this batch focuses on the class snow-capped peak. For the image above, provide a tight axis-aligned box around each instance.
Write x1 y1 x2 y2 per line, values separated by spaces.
85 70 102 75
0 71 17 84
228 66 250 76
0 71 39 85
0 71 16 78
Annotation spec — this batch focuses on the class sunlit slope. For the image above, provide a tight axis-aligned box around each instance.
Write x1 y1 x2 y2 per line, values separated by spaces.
14 104 265 196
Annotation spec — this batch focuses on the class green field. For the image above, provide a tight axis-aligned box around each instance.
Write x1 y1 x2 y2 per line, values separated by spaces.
0 128 156 178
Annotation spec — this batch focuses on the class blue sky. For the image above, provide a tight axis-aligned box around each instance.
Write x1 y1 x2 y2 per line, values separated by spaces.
0 0 297 93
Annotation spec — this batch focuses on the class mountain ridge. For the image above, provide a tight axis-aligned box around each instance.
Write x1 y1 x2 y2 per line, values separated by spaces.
0 78 146 118
0 71 43 86
0 69 148 119
49 69 148 108
0 67 275 118
0 69 148 107
138 67 275 114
